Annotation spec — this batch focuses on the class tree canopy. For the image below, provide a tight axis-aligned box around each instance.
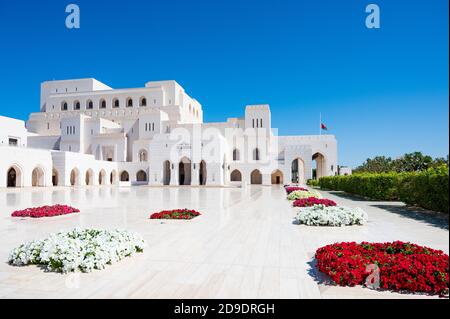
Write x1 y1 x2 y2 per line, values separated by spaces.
354 152 448 173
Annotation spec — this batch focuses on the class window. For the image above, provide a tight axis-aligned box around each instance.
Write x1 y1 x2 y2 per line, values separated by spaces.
113 98 119 108
145 123 148 131
87 100 93 109
61 102 68 111
260 119 263 127
8 138 18 146
47 123 50 130
233 149 240 161
140 97 147 107
252 119 255 128
253 148 260 161
126 98 133 107
74 101 80 110
138 150 148 162
100 99 106 109
152 123 155 131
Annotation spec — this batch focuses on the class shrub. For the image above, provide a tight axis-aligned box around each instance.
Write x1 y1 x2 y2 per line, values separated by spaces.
307 179 320 187
150 209 201 220
287 189 322 200
293 197 337 207
319 167 449 213
315 241 449 296
296 205 367 226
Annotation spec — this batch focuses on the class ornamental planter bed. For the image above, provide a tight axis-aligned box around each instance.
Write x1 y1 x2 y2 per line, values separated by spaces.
287 189 322 200
8 228 146 273
315 241 449 296
296 205 367 226
11 205 80 218
285 186 308 194
293 197 337 207
149 209 201 220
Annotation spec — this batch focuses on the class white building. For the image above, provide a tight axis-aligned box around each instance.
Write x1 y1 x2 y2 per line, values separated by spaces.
0 78 337 188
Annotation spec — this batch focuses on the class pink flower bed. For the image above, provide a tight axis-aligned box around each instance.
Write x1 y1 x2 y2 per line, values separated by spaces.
149 209 201 220
11 205 80 218
293 197 337 207
285 186 308 194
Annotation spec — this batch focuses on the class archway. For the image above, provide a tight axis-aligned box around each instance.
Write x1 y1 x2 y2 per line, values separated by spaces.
85 169 94 186
136 170 147 182
70 168 80 186
32 167 45 187
120 171 129 182
312 153 326 180
110 170 117 185
199 160 207 185
7 166 22 187
163 161 171 185
52 168 58 186
271 169 283 185
230 169 242 182
178 157 191 185
291 158 305 184
250 169 262 184
99 170 107 185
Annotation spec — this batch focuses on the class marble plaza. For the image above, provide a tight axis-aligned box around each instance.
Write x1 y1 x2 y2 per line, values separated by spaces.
0 185 447 299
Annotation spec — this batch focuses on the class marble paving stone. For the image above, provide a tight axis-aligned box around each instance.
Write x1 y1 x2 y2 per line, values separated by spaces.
0 185 448 299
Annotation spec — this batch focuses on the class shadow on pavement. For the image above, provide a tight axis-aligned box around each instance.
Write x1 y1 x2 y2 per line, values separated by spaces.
325 191 376 202
371 204 449 231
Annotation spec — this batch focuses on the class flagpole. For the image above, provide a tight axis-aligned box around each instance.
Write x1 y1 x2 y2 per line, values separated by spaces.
319 113 322 136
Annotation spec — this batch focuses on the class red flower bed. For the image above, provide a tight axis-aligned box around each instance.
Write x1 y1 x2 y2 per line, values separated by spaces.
149 209 201 220
285 186 308 194
293 197 337 207
11 205 80 218
316 241 449 296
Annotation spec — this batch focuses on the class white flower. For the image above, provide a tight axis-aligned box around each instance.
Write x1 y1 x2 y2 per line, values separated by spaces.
295 204 368 226
8 228 146 273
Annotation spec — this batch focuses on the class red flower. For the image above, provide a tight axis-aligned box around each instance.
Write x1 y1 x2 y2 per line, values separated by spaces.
11 205 80 218
149 209 201 220
285 186 308 194
293 197 337 207
315 241 449 296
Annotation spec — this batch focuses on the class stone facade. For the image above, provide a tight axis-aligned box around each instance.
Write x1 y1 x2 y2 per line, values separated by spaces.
0 78 337 188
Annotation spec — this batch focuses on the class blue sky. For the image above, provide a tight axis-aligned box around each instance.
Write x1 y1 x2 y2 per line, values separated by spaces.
0 0 448 167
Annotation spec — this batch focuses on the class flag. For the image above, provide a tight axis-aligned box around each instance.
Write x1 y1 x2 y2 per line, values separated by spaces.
321 123 328 131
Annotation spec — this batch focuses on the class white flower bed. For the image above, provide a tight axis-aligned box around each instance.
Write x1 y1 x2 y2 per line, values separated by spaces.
8 228 146 273
296 204 368 226
287 189 323 200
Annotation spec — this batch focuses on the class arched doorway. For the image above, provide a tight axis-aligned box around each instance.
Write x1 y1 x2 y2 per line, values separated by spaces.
178 157 191 185
163 161 171 185
230 169 242 182
312 153 326 179
70 168 79 186
120 171 129 182
52 168 58 186
7 166 22 187
85 169 94 186
271 170 283 184
110 170 117 185
199 160 207 185
32 167 45 187
99 170 106 185
250 169 262 184
136 170 147 182
291 158 305 184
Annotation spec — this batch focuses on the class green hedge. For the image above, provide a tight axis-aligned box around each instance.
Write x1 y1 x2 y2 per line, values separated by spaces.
319 166 449 213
